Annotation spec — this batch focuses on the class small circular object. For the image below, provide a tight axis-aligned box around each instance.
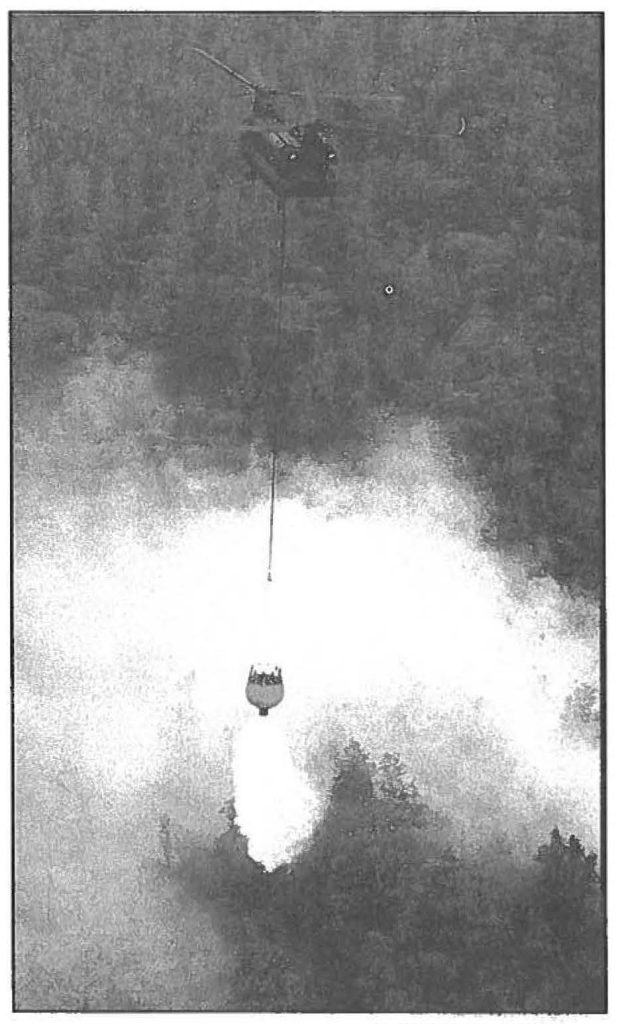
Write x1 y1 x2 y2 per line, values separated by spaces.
383 283 395 296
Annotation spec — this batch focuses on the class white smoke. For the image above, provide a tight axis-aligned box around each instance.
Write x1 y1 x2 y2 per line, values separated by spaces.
16 423 600 873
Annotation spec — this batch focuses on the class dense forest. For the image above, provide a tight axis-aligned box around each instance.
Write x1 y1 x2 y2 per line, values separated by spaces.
12 12 602 591
168 740 605 1013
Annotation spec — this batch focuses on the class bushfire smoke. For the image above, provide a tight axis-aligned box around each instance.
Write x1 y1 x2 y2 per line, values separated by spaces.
16 420 599 869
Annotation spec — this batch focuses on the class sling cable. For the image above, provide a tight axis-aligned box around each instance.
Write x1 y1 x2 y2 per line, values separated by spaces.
246 200 287 716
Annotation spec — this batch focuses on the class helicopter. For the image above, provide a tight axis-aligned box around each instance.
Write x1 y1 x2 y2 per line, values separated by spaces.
191 46 337 200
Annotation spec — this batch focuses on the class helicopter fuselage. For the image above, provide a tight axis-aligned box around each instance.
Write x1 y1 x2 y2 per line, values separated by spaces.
190 46 337 199
240 122 337 199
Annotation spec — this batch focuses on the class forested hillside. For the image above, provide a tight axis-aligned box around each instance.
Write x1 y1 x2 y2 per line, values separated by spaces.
12 13 602 584
174 741 605 1013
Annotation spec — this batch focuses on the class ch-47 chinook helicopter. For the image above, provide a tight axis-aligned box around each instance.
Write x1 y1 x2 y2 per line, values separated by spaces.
191 46 337 200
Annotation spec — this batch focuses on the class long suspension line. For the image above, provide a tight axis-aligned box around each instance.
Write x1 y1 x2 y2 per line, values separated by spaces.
275 200 287 363
266 198 286 584
267 448 276 582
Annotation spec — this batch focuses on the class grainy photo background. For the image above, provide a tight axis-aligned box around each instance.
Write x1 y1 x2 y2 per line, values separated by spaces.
11 12 604 1012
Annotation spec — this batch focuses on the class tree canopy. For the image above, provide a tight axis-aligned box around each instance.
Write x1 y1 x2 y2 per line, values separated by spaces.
173 739 605 1013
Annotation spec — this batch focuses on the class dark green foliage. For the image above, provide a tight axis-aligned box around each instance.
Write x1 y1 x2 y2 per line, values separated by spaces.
521 828 605 1012
175 745 604 1012
535 827 600 922
12 13 602 590
561 679 600 745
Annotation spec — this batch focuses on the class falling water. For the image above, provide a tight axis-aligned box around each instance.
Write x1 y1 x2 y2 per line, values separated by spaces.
233 715 321 870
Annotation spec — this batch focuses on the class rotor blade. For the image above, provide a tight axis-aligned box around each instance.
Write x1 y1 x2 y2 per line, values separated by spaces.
190 45 260 92
311 92 405 101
